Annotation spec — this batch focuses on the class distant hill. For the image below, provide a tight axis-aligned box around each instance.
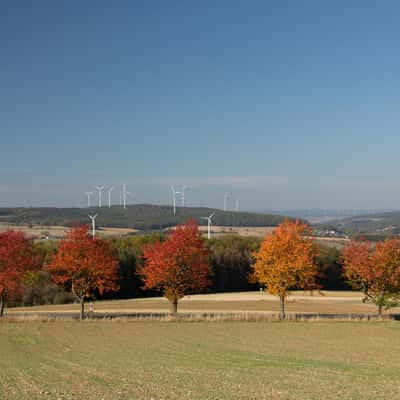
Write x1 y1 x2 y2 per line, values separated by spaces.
260 209 396 223
316 211 400 238
0 204 291 231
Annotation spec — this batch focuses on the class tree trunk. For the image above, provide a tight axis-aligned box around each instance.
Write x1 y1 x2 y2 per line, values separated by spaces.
72 282 85 321
80 298 85 320
378 304 383 318
0 294 4 318
279 295 285 320
170 298 178 315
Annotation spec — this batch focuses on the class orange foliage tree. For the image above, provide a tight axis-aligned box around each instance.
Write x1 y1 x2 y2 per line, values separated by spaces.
342 238 400 316
48 225 119 319
0 230 41 317
252 220 318 319
141 220 211 313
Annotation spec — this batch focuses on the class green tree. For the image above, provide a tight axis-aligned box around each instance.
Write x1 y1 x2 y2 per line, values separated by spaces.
208 235 261 292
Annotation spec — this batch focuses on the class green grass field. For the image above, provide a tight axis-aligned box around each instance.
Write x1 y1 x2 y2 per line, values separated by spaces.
1 321 400 399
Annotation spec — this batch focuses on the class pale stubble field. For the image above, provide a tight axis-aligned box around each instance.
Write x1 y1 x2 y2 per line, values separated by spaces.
1 320 400 399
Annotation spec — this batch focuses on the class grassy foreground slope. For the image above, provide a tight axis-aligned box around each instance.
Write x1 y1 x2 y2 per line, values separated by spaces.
1 321 400 399
0 204 289 230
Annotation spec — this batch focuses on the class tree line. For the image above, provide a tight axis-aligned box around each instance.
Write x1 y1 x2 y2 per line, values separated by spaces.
1 219 398 319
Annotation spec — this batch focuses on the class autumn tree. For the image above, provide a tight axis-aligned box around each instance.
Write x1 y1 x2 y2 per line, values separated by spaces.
0 230 41 317
48 225 119 319
141 220 211 314
342 238 400 316
252 220 318 319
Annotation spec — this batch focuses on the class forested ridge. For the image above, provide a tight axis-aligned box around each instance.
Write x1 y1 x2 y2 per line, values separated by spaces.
0 204 290 230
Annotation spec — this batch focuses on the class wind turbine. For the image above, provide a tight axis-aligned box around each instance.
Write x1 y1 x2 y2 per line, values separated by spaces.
235 198 239 212
88 214 98 237
180 186 187 207
122 184 131 209
96 186 104 208
171 186 177 215
224 192 231 211
201 212 215 239
107 186 114 208
85 192 93 208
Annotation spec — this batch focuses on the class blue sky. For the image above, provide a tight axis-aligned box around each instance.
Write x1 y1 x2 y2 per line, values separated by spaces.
1 1 400 210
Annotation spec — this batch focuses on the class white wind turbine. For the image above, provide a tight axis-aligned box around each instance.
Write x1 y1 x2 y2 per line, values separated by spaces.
85 191 93 208
96 186 104 208
224 192 231 211
171 186 177 215
201 212 215 240
235 198 239 212
107 186 114 208
88 214 98 237
122 184 131 209
180 186 187 207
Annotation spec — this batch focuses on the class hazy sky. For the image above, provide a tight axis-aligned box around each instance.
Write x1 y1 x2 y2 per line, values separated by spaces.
2 1 400 210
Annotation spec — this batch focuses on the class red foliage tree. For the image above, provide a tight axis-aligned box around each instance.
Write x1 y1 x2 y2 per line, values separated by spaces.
141 220 211 313
47 225 119 319
0 230 41 317
342 238 400 316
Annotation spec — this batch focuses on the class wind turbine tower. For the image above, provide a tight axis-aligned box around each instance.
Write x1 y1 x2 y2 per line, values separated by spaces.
88 214 98 237
224 192 230 212
201 212 215 240
96 186 104 208
122 184 131 209
85 192 93 208
180 186 187 207
107 186 114 208
235 198 239 212
171 186 177 215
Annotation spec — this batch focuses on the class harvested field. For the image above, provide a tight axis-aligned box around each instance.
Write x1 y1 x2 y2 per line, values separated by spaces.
0 223 137 239
0 222 346 247
0 223 69 238
7 291 400 316
314 236 350 249
197 225 276 237
1 321 400 399
0 222 274 239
